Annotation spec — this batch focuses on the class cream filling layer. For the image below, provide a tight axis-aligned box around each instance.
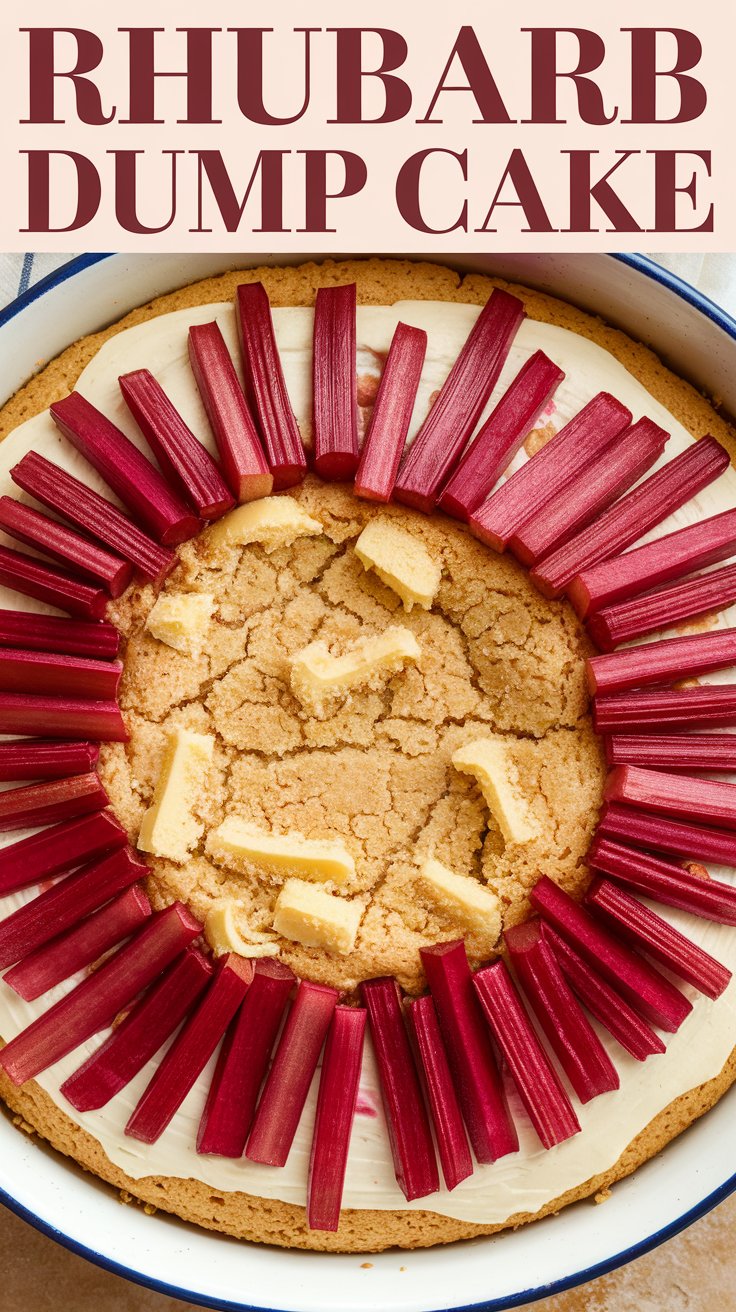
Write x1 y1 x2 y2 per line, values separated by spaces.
0 298 736 1226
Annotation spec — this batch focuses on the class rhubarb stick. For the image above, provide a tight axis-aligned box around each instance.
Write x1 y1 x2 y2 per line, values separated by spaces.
597 800 736 865
570 507 736 620
394 289 525 512
509 418 668 566
235 282 307 490
438 350 564 521
589 563 736 651
593 686 736 734
0 610 119 661
49 392 199 545
530 436 730 598
0 772 108 834
360 977 439 1199
188 321 272 502
0 496 133 599
312 284 360 482
0 846 147 969
0 740 99 782
505 919 619 1102
5 884 152 1001
530 875 691 1031
0 648 122 700
11 452 176 586
420 940 518 1162
197 957 295 1157
588 630 736 696
0 811 127 896
307 1006 367 1231
246 980 339 1168
587 836 736 923
354 322 427 503
0 902 201 1085
0 693 128 741
120 369 235 520
470 393 632 553
474 960 580 1149
606 763 736 832
407 995 473 1191
587 878 731 999
0 544 107 621
61 948 213 1112
126 954 253 1144
605 733 736 775
543 925 666 1059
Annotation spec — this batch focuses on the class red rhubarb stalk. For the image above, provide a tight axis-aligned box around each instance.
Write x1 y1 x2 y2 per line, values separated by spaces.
420 940 518 1162
586 878 731 1000
407 994 473 1191
530 875 691 1031
394 289 525 513
0 810 127 896
312 284 360 482
470 393 632 553
0 902 201 1085
0 497 133 599
307 1006 367 1231
61 948 213 1112
197 957 295 1157
246 980 339 1168
11 452 175 586
126 953 253 1144
597 800 736 866
0 693 128 741
588 629 736 696
0 609 119 661
5 884 152 1001
542 925 665 1059
0 544 107 621
606 763 736 832
605 733 736 775
188 321 272 502
120 370 234 520
359 977 439 1199
0 772 108 834
0 648 122 700
589 563 736 651
530 436 730 598
505 919 619 1102
593 685 736 734
354 322 427 503
0 740 99 782
49 392 200 545
509 418 668 566
474 960 580 1149
0 846 147 969
235 282 307 490
588 836 736 923
438 350 564 521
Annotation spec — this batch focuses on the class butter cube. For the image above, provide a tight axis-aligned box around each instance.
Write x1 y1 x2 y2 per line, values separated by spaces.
138 727 214 862
206 496 322 553
452 736 540 845
290 626 420 713
145 592 214 658
204 900 278 958
354 520 441 611
273 880 362 954
207 818 355 885
419 856 501 935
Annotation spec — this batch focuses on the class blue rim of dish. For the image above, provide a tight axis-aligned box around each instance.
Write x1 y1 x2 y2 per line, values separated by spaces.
0 249 736 1312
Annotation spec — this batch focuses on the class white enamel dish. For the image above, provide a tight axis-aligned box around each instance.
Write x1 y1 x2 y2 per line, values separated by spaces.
0 252 735 1312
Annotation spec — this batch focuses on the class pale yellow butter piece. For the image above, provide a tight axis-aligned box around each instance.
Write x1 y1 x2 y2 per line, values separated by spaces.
354 520 441 611
419 856 501 935
137 728 214 862
206 496 322 552
273 880 363 954
452 736 540 845
145 592 214 658
207 818 355 885
204 901 278 959
290 626 420 713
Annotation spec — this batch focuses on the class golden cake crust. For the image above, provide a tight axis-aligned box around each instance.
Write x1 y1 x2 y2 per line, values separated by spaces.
1 257 736 1253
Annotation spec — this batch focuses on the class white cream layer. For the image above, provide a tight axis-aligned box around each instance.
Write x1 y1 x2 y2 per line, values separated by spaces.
1 298 736 1226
